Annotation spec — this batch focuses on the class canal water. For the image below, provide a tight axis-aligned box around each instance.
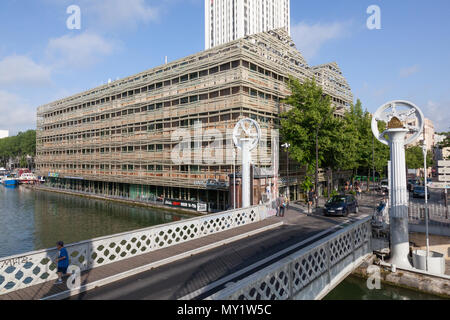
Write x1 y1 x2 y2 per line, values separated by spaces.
325 275 445 300
0 185 189 258
1 185 444 300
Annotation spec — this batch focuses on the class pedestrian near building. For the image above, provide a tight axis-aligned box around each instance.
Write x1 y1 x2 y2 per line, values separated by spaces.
280 195 286 217
307 189 315 213
54 241 69 284
284 194 290 211
277 195 285 217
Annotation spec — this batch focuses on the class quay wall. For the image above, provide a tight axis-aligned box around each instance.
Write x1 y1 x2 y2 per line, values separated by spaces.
352 255 450 299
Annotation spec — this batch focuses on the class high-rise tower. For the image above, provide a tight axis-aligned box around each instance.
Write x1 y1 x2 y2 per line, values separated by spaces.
205 0 290 49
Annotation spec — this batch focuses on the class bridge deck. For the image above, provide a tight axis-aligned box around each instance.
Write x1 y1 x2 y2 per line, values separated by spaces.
0 215 281 300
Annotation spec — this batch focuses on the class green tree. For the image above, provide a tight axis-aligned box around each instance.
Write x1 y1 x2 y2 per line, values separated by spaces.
406 146 433 169
0 130 36 167
280 78 341 194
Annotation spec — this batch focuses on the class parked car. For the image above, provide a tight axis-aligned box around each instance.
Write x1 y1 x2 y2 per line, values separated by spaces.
412 186 431 199
324 195 359 217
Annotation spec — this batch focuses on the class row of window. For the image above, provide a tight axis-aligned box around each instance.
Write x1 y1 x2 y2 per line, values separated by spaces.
42 85 282 131
39 110 276 144
37 164 231 173
42 59 290 120
37 138 252 156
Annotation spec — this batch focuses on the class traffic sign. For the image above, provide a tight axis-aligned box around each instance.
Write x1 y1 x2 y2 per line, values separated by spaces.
428 182 450 189
438 160 450 167
438 167 450 174
438 175 450 182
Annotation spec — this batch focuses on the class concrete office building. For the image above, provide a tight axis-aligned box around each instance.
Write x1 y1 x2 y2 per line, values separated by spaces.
36 29 353 211
205 0 290 49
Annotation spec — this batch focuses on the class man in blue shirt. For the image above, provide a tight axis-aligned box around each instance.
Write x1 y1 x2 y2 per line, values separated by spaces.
55 241 69 284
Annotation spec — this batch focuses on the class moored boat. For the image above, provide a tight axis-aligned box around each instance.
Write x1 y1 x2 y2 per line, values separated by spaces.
1 177 19 186
18 172 39 184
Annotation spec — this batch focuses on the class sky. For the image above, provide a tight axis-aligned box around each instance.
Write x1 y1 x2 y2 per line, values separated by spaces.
0 0 449 135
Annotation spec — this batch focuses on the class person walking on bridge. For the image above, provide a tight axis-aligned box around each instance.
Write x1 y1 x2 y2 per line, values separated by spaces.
54 241 69 285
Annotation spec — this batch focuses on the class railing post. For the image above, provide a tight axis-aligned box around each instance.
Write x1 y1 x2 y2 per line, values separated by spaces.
288 260 293 300
85 242 91 271
326 241 331 285
351 229 356 262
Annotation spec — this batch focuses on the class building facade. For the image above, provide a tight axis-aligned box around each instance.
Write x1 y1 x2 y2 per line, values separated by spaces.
205 0 290 49
406 117 435 151
36 30 353 211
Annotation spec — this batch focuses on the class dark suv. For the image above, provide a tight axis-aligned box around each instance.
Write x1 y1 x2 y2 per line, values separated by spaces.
324 195 359 217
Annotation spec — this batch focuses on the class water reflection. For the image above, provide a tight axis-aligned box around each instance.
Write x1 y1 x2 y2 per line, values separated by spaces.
0 186 189 258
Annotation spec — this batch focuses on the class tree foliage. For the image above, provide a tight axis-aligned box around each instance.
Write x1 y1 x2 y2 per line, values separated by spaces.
405 146 433 169
0 130 36 167
280 78 340 172
436 132 450 148
280 78 390 186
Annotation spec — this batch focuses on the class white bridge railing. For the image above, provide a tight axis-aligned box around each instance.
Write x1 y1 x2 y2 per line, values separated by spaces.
208 216 372 300
408 202 449 225
0 205 267 296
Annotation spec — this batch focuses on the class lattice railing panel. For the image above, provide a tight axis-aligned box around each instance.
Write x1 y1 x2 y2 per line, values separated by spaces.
291 244 328 293
230 264 291 300
0 243 88 294
212 218 372 300
329 232 352 265
0 205 266 296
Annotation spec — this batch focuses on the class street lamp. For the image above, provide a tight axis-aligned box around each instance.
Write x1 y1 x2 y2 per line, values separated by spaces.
372 134 376 194
282 143 291 200
422 141 430 271
315 116 327 209
372 100 424 269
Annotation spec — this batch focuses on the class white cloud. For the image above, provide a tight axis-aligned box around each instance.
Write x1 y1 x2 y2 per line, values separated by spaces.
83 0 160 30
291 21 351 61
0 91 36 132
0 55 51 87
423 100 450 132
399 65 419 78
46 32 118 69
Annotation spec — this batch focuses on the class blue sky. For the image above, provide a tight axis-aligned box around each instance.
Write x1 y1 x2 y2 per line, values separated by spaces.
0 0 449 135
